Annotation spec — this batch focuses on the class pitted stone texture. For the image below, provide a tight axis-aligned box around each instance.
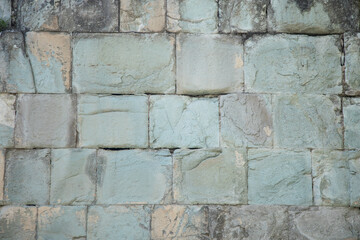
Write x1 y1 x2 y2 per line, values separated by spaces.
51 149 96 205
219 0 268 33
38 206 86 240
0 32 34 93
245 34 342 94
97 149 172 204
173 148 247 204
88 206 150 240
15 94 76 148
0 94 15 147
289 206 360 240
248 149 312 205
5 149 50 205
0 0 11 24
268 0 359 33
0 150 4 202
220 93 272 147
344 98 360 149
209 205 289 239
150 95 219 148
167 0 218 33
73 34 175 94
120 0 165 32
176 34 243 95
0 206 36 240
78 95 148 148
274 94 342 149
345 33 360 95
26 32 71 93
151 205 209 239
349 154 360 207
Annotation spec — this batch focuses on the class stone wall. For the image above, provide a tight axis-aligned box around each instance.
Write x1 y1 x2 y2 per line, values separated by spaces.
0 0 360 239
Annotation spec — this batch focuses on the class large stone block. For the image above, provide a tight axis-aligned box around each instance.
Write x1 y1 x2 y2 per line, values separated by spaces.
344 98 360 149
73 34 175 94
15 94 76 148
245 34 342 94
345 33 360 95
78 95 148 148
248 149 312 205
0 0 11 25
176 34 243 95
97 149 172 204
51 149 96 205
150 95 219 148
173 148 247 204
0 150 4 202
274 94 342 148
5 149 50 205
349 153 360 207
0 94 15 147
88 206 151 240
38 206 86 240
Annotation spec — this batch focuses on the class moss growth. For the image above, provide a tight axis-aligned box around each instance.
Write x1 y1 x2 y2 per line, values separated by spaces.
0 19 9 31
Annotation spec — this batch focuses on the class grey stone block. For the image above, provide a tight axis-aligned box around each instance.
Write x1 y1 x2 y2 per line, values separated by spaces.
0 94 15 147
345 33 360 95
344 98 360 149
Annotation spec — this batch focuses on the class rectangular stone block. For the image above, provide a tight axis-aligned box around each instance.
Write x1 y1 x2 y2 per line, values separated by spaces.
345 33 360 95
0 0 11 23
176 34 243 95
78 95 148 148
245 34 342 94
38 206 86 240
5 149 50 205
15 94 76 148
349 154 360 207
274 94 342 149
88 206 150 240
0 150 4 202
344 98 360 149
97 149 172 204
0 94 15 147
73 34 175 94
150 95 219 148
51 149 96 205
248 149 312 205
173 148 247 204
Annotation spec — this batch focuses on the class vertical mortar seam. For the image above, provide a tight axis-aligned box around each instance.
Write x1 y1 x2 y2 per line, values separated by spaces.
48 149 52 205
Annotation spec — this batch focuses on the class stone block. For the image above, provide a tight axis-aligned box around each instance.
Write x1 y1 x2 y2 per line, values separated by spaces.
0 150 4 202
0 94 15 147
345 33 360 95
0 0 11 24
349 152 360 207
344 98 360 149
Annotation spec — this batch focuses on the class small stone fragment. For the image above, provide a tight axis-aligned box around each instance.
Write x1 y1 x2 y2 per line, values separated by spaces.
344 98 360 149
345 33 360 95
0 94 15 147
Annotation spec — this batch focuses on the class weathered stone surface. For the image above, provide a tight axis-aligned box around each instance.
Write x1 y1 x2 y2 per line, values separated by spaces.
0 0 11 23
51 149 96 205
167 0 217 33
151 205 209 239
345 33 360 95
88 206 150 240
78 95 148 148
268 0 360 33
15 94 76 148
150 95 219 148
97 149 172 204
0 150 4 202
344 98 360 149
26 32 71 93
248 149 312 205
0 94 15 147
5 149 50 204
38 206 86 240
220 93 272 147
209 205 289 239
0 206 36 240
173 148 247 204
245 34 342 94
349 153 360 206
274 94 342 148
73 34 175 94
120 0 165 32
176 34 243 95
219 0 268 33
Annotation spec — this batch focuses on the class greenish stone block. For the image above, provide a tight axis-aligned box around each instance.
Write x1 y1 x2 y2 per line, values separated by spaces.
0 94 15 147
345 33 360 95
349 153 360 207
344 98 360 149
0 0 11 23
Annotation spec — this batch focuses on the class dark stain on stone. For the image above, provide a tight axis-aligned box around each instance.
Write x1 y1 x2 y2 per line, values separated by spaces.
96 154 107 187
293 0 315 12
85 152 97 185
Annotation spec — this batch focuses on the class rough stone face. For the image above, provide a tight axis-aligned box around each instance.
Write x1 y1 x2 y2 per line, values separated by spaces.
150 95 219 148
345 33 360 95
38 206 86 240
78 95 148 148
73 34 175 94
173 148 247 204
0 94 15 147
245 34 342 94
26 32 71 93
344 98 360 149
248 149 312 205
349 153 360 206
167 0 218 33
176 34 243 95
274 94 342 148
219 0 268 33
209 205 289 239
0 150 4 202
0 206 37 240
120 0 165 32
151 205 209 239
97 149 172 204
15 94 76 148
88 206 151 240
268 0 360 33
220 93 272 147
51 149 96 205
0 0 11 24
5 149 50 205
